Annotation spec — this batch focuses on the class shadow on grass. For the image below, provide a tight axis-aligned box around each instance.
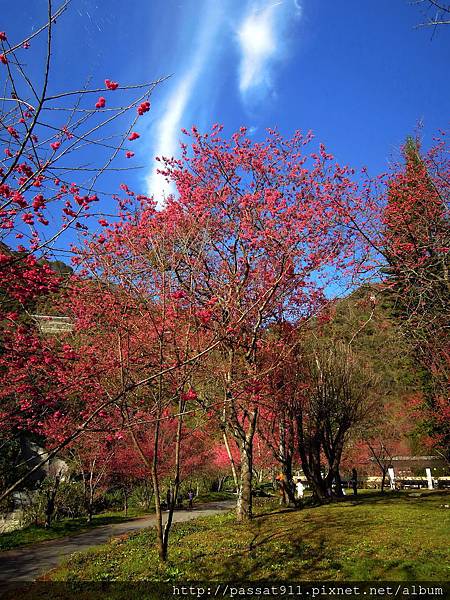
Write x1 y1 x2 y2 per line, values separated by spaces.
214 510 371 580
253 506 298 519
341 489 450 505
211 490 449 580
293 487 448 516
257 490 450 516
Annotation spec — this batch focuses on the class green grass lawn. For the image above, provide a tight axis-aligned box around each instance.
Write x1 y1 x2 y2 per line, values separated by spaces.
192 490 235 504
48 490 450 582
0 508 147 552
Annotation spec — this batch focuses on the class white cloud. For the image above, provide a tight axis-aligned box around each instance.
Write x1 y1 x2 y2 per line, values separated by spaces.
145 3 224 203
237 0 301 100
146 0 301 203
145 73 196 202
238 4 277 94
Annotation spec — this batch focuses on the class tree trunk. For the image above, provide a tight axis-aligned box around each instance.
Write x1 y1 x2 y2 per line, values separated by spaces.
381 468 387 493
145 483 153 510
217 475 227 492
279 421 297 506
308 469 329 501
222 426 239 489
151 468 165 560
237 442 253 521
86 479 95 524
147 407 166 561
295 415 329 502
45 495 55 529
322 423 347 499
124 488 128 516
236 409 258 522
44 475 60 529
333 470 344 497
161 397 185 559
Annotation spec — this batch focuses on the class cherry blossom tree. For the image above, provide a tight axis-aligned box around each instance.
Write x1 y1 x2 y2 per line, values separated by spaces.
256 325 301 506
153 125 368 520
68 203 223 560
0 1 159 257
0 0 163 501
69 433 117 523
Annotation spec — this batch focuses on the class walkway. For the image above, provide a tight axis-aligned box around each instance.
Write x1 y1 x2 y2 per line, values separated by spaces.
0 500 235 582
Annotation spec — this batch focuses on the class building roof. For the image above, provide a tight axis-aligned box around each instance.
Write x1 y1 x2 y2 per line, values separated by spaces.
390 456 446 468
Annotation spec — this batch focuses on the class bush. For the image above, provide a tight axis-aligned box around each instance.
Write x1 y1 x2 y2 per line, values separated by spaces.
20 479 85 527
128 484 153 510
55 481 85 519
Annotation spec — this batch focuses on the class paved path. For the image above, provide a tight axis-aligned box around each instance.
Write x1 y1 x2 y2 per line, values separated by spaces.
0 501 235 582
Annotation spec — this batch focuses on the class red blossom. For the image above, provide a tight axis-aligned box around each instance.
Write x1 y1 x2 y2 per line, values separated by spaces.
137 101 150 115
105 79 119 90
21 213 34 224
171 290 186 300
181 389 198 402
95 96 106 109
32 194 46 211
7 126 18 139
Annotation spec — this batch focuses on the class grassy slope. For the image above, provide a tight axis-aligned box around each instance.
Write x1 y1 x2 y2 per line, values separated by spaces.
49 491 450 582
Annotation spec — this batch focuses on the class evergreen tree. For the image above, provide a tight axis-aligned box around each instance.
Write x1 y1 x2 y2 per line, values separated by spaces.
382 138 449 460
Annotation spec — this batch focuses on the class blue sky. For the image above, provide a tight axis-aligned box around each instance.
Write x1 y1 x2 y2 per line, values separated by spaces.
3 0 450 222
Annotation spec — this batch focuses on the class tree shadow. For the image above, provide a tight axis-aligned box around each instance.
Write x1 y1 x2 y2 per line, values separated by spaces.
253 506 297 520
342 490 449 505
211 490 450 580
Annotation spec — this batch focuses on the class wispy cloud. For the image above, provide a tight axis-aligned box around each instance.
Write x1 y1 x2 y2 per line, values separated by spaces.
146 0 301 202
146 3 224 202
145 70 198 202
237 0 301 101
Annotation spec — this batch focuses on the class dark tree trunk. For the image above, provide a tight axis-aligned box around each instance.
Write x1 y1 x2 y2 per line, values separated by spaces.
152 464 165 560
161 397 185 559
322 423 347 499
278 418 297 506
381 468 387 493
148 408 166 561
280 455 297 506
296 414 328 502
44 474 61 529
333 471 344 497
45 496 55 529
